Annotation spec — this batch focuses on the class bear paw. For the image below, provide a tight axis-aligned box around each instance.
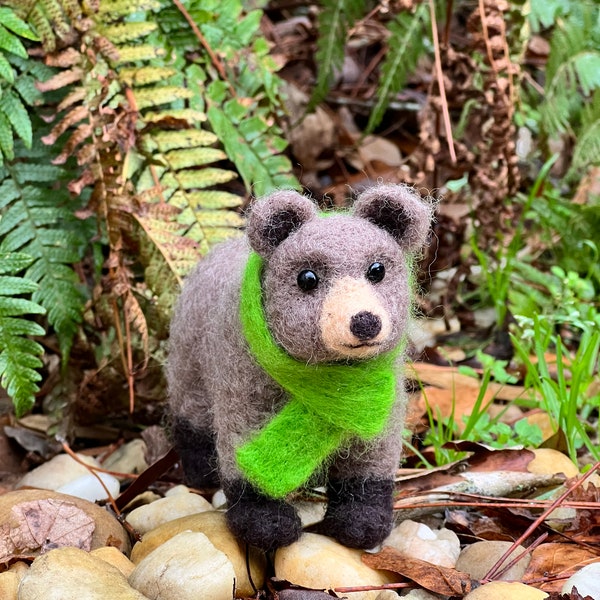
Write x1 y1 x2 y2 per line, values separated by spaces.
314 477 394 549
224 480 302 552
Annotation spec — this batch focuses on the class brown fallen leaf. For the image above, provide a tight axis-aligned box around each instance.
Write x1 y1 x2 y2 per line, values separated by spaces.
0 498 95 565
362 546 473 596
407 362 536 402
523 543 600 593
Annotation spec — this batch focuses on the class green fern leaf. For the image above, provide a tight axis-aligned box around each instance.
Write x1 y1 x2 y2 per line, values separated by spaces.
309 0 365 108
0 23 27 58
0 153 88 361
0 251 45 416
101 21 158 44
0 90 32 148
0 7 39 41
366 5 429 133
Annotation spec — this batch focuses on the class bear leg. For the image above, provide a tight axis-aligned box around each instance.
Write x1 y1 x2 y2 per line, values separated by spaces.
316 478 394 548
224 480 302 552
171 416 220 488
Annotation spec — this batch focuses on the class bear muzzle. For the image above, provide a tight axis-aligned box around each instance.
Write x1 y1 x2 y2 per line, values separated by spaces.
319 277 392 359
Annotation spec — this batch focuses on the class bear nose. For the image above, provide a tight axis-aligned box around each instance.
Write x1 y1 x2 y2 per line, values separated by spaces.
350 311 382 341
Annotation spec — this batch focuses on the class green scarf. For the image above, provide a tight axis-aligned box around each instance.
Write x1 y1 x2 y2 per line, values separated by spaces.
235 251 399 499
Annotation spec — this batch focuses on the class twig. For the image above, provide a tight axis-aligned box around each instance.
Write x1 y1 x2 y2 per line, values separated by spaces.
171 0 234 95
483 461 600 581
334 582 411 593
428 0 456 163
59 437 121 516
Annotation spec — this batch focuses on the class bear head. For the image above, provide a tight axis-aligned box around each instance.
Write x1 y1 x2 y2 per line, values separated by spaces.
246 184 434 363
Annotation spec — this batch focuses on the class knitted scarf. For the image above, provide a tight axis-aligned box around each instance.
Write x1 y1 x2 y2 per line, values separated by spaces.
235 251 400 499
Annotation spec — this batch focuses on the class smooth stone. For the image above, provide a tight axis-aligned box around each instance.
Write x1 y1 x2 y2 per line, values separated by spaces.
0 489 130 555
561 562 600 597
294 500 327 527
211 489 227 509
91 546 136 578
164 485 190 497
464 581 548 599
17 453 100 490
275 533 400 600
527 449 579 478
385 519 460 568
129 531 235 600
0 571 18 600
103 440 148 477
18 546 149 600
456 541 531 582
57 472 121 502
126 491 213 534
401 590 442 599
130 511 264 598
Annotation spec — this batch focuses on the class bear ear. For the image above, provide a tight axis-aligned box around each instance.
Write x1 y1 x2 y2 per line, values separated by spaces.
353 184 435 251
247 190 318 257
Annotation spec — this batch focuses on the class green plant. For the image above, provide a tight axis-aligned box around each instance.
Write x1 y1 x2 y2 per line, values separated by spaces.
414 352 542 467
511 311 600 464
0 252 45 415
528 0 600 178
309 0 432 133
0 0 299 415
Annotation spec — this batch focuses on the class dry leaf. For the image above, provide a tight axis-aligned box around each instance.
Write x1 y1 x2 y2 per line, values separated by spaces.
362 546 473 596
0 499 95 565
418 386 496 432
407 362 535 402
524 544 600 593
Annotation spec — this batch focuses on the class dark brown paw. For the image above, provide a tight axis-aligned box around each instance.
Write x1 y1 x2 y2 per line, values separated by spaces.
224 480 302 552
313 478 394 548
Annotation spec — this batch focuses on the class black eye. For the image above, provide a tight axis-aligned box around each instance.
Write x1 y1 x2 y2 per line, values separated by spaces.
297 269 319 291
366 262 385 283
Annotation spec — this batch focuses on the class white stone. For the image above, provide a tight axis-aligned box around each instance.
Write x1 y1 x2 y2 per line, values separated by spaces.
128 531 236 600
456 541 531 581
464 581 548 599
385 520 460 568
57 472 120 502
129 511 264 598
561 562 600 597
164 485 191 497
103 440 148 478
18 546 148 600
294 500 327 527
17 454 101 491
211 489 227 509
126 491 213 534
275 533 399 600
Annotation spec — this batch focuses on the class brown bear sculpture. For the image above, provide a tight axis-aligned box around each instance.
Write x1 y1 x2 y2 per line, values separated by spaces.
167 185 434 552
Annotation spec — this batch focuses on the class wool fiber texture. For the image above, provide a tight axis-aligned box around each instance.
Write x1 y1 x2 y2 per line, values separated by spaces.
236 251 399 498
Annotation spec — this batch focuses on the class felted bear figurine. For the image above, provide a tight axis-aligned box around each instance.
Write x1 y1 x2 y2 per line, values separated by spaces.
166 184 434 552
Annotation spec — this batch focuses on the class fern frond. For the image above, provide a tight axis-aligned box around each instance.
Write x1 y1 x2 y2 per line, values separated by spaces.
366 5 429 133
309 0 365 108
0 151 89 361
0 251 45 416
540 3 600 136
567 89 600 178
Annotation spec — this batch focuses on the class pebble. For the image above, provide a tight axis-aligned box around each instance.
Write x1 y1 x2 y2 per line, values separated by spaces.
455 540 531 581
130 510 264 598
56 472 121 502
18 546 149 600
17 453 101 490
561 562 600 597
102 439 148 477
0 489 130 555
129 531 236 600
275 533 399 600
126 488 213 534
91 546 136 578
384 519 460 568
0 571 18 600
463 581 548 599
